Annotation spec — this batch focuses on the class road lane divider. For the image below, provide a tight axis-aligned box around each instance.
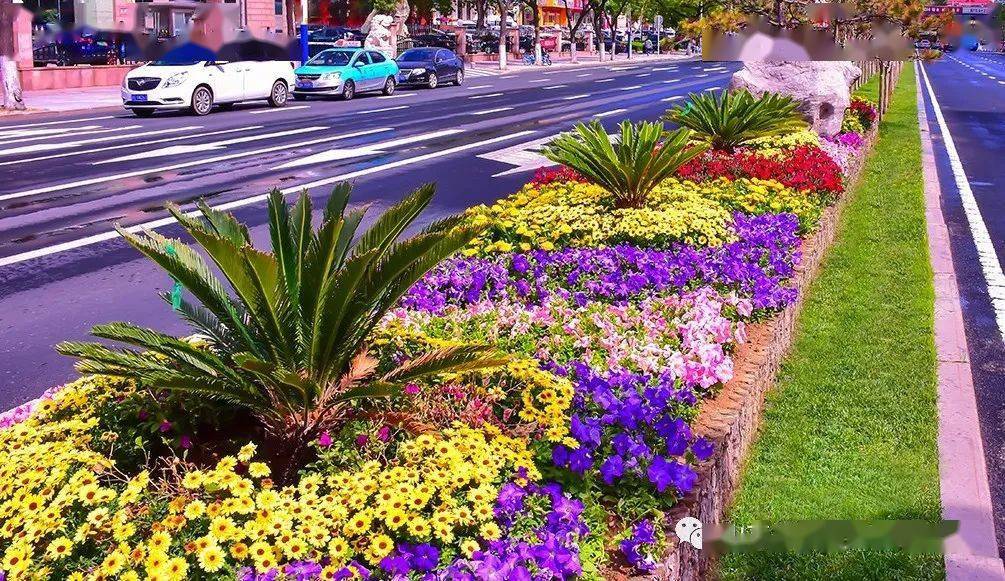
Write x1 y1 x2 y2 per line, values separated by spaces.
272 129 463 169
919 60 1005 345
595 78 614 83
0 125 260 167
469 92 504 99
542 84 568 89
376 93 417 99
359 105 409 113
0 125 203 158
0 115 117 131
661 95 684 102
93 126 329 164
466 85 492 89
0 130 536 268
0 125 121 145
562 94 590 101
248 105 311 114
593 108 627 118
619 85 643 91
0 127 391 203
470 107 513 115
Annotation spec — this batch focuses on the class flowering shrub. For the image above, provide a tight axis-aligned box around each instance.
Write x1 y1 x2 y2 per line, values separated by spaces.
529 165 587 186
466 178 820 255
840 113 865 135
676 145 843 196
848 97 878 130
0 114 868 580
405 212 800 315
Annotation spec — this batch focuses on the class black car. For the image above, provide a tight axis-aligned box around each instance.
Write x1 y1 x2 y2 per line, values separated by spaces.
410 28 458 51
33 33 114 66
395 47 464 88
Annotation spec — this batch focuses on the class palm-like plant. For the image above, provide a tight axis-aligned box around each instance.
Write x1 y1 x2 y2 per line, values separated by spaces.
541 119 706 209
58 183 505 478
664 89 807 151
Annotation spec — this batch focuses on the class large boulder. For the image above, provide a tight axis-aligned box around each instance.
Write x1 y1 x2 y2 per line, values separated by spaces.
728 61 862 137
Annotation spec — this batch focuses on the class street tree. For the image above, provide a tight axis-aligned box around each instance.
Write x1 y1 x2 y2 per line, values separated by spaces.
562 0 602 63
497 0 515 68
0 0 25 111
521 0 544 64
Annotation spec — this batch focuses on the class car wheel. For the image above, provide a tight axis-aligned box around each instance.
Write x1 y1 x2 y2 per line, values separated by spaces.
427 73 438 89
341 80 355 100
453 69 464 86
132 109 155 118
268 80 289 107
382 76 396 96
293 93 307 101
190 86 213 116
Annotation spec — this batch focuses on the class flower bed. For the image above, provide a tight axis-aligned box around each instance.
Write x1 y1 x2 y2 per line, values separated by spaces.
1 104 872 580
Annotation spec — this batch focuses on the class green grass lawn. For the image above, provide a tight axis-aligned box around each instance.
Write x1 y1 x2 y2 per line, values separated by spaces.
718 65 943 580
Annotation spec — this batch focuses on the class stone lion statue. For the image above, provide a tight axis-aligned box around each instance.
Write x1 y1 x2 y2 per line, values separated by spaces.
364 14 394 55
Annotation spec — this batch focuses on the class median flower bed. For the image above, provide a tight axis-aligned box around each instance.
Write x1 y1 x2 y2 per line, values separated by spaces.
1 93 868 580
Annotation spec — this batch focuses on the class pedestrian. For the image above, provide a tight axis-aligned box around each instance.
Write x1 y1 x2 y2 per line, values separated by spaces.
644 37 653 54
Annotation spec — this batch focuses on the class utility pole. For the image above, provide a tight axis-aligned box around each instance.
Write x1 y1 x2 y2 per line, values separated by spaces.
299 0 309 64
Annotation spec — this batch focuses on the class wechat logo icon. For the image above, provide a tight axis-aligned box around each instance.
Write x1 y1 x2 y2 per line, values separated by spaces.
675 517 702 550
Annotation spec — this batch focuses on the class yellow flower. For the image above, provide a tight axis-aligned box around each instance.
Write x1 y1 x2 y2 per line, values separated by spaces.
45 536 73 560
248 462 271 479
148 531 171 552
230 542 249 560
184 500 207 519
460 538 480 558
209 516 238 541
238 442 257 462
480 522 502 540
165 556 189 580
366 534 394 563
197 542 225 572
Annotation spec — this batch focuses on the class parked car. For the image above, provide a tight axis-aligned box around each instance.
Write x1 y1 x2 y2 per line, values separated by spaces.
395 47 464 88
34 33 114 66
309 26 366 44
121 57 296 116
410 28 458 51
293 48 399 100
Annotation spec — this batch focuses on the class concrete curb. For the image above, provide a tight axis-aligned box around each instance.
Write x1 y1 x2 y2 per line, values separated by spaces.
915 60 1005 580
466 52 696 74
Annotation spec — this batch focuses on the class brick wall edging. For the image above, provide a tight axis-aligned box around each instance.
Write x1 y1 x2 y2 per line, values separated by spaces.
637 126 879 581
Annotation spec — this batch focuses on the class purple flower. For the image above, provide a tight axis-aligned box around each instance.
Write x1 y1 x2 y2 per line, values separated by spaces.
692 437 714 461
158 420 172 433
412 543 440 571
379 554 411 577
318 431 333 448
599 454 625 484
179 434 193 449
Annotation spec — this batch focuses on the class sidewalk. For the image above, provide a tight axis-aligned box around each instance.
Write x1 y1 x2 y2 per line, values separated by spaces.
8 85 122 116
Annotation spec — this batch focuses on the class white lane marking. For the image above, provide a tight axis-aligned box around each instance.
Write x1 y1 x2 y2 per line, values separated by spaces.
272 129 463 169
0 125 202 157
470 107 513 115
704 87 719 91
376 93 416 99
0 130 536 267
652 67 672 71
1000 81 1005 85
478 133 557 176
247 105 311 114
469 92 504 99
696 73 709 78
609 66 635 71
661 95 684 102
662 79 680 83
0 127 391 202
563 94 590 100
595 78 614 83
919 61 1005 345
0 115 116 131
594 108 627 118
0 125 110 144
0 125 102 139
93 126 329 164
619 85 643 91
576 73 591 77
467 84 492 89
635 73 651 78
0 126 260 167
528 79 549 83
360 105 409 113
498 75 516 79
543 84 568 90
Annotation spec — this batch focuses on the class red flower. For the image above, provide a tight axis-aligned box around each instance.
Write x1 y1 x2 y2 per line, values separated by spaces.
676 145 843 196
529 165 587 186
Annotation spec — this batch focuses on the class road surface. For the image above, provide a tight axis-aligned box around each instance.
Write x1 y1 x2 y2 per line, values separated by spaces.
0 58 737 409
918 50 1005 556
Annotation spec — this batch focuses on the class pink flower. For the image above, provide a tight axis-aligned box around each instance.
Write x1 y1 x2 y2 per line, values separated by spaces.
404 383 420 395
158 420 172 433
318 431 333 448
378 426 391 442
355 434 369 447
179 435 193 449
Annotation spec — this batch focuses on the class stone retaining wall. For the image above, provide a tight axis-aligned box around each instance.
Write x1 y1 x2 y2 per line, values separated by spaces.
645 127 878 581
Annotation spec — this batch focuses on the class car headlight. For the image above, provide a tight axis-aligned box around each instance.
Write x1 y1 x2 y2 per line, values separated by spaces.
410 69 425 76
163 72 188 88
321 72 341 82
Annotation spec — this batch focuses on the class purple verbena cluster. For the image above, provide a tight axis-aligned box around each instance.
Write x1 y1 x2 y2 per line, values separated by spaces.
437 481 589 580
238 560 370 581
549 362 714 497
403 213 801 315
619 519 660 571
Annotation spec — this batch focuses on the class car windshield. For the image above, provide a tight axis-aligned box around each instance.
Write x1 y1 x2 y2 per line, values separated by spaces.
399 49 438 62
149 58 204 66
307 50 353 66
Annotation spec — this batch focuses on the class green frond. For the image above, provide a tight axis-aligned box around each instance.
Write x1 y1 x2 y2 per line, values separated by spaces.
666 89 807 151
382 345 509 384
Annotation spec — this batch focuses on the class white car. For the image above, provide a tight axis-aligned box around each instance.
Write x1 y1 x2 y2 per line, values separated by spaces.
121 59 297 117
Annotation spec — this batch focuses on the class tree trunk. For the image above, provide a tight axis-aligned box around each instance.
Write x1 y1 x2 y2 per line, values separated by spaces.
595 11 605 60
498 1 508 69
476 0 487 29
533 3 542 65
285 0 297 37
0 1 25 111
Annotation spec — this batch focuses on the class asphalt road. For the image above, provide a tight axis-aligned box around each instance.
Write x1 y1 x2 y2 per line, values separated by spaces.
0 58 738 409
918 51 1005 556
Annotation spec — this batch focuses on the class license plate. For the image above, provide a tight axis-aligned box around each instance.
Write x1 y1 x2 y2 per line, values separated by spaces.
297 80 313 88
133 94 147 102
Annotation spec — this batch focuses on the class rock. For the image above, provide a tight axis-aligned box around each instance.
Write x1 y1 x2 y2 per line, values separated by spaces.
728 61 862 137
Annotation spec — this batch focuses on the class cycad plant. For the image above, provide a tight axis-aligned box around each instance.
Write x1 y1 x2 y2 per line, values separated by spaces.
664 89 807 151
58 183 505 478
541 119 705 209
